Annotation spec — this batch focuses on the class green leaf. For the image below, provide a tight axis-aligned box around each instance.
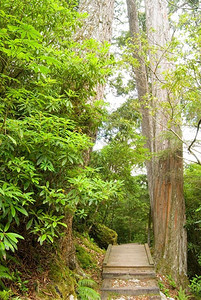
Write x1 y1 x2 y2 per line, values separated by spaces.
6 233 24 243
10 206 16 217
7 135 17 145
4 223 10 232
41 234 47 242
15 206 28 216
47 235 53 243
53 221 57 228
26 218 33 230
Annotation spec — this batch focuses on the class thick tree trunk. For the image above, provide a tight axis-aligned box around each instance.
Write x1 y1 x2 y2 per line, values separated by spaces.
126 0 187 285
78 0 115 141
61 0 115 269
77 0 115 150
77 0 114 44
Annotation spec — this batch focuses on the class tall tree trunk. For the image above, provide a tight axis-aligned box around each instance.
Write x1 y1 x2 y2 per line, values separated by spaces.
61 0 115 268
126 0 154 207
78 0 115 141
126 0 187 285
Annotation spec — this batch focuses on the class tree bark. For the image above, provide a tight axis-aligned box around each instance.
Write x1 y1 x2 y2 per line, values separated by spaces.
126 0 154 208
60 212 76 270
61 0 115 269
78 0 115 141
126 0 187 285
77 0 114 44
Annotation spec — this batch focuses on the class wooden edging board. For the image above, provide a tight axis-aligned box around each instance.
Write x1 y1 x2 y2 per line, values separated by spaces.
103 244 112 266
144 243 154 265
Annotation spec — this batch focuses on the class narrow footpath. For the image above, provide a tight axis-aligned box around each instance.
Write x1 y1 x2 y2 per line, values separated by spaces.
101 243 161 300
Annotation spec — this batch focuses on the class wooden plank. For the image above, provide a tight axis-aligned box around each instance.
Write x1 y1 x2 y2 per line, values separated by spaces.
103 244 112 266
106 244 150 267
104 265 154 269
144 243 154 265
101 243 160 299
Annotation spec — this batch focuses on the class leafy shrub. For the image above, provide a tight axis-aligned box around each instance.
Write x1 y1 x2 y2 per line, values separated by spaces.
0 0 116 263
0 290 13 300
0 265 12 289
190 275 201 297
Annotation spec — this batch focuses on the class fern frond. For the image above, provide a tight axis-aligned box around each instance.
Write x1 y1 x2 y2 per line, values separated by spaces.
77 286 101 300
78 278 97 289
0 290 13 300
0 265 12 280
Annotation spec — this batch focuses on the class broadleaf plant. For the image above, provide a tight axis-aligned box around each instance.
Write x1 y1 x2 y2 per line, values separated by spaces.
0 0 117 259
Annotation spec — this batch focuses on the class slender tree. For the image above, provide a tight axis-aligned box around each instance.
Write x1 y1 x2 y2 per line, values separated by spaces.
126 0 187 284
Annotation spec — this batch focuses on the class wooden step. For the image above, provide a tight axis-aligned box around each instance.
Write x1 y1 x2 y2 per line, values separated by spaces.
101 292 161 300
101 278 160 295
101 244 161 300
103 267 156 279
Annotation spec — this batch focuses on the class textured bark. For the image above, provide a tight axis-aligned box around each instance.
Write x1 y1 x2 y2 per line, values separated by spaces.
60 213 76 270
126 0 187 285
61 0 115 268
126 0 154 207
77 0 115 43
78 0 115 110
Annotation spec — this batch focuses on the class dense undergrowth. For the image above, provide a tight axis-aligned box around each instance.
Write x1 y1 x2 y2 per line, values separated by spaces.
0 232 104 299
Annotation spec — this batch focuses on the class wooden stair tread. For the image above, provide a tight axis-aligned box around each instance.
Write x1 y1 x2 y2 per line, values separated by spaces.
101 244 161 300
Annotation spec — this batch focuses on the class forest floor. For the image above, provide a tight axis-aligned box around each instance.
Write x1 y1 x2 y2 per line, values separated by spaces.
5 235 195 300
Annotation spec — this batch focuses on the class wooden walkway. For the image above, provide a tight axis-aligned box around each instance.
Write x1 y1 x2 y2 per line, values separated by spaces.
101 243 161 300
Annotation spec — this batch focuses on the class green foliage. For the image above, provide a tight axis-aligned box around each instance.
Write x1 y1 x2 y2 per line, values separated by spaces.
0 229 24 259
0 265 12 289
0 0 116 270
89 97 150 244
167 275 177 289
0 290 13 300
77 279 100 300
75 244 96 269
184 164 201 277
68 167 123 208
13 271 29 293
158 281 170 297
189 275 201 297
163 9 201 126
176 287 190 300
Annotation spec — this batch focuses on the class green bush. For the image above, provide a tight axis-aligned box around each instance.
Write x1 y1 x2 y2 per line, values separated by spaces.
0 0 116 262
190 275 201 297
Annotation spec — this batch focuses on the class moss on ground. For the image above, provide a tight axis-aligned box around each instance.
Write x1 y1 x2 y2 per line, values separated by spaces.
90 223 118 249
4 232 104 299
35 232 104 299
75 243 96 269
35 257 76 299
